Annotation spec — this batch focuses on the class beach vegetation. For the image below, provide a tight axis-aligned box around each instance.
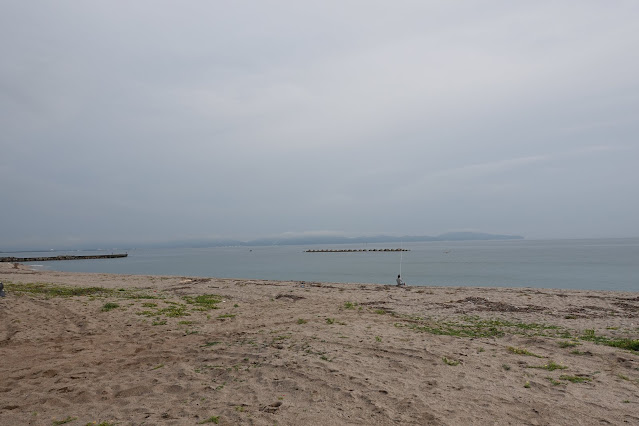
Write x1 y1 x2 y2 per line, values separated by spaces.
400 321 504 338
183 294 222 310
159 304 189 317
152 320 167 326
558 340 580 348
546 377 562 386
142 302 157 308
297 318 307 324
374 309 386 315
527 361 567 371
178 320 194 325
7 281 112 298
580 329 639 352
570 350 588 355
152 364 164 370
559 375 592 383
397 315 570 340
5 281 162 301
197 415 220 424
524 381 531 388
442 357 460 366
502 364 511 371
52 416 77 425
375 336 382 342
344 301 355 309
508 347 544 358
202 341 221 347
217 313 236 319
326 318 335 324
101 302 120 312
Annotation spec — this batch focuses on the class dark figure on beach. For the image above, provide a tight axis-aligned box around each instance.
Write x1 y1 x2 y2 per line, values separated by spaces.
396 275 405 287
0 282 5 297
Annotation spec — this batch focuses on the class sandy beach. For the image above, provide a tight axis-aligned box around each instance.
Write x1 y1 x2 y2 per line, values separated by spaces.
1 262 638 425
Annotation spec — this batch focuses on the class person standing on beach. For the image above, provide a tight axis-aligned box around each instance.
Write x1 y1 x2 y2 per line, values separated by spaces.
396 275 405 287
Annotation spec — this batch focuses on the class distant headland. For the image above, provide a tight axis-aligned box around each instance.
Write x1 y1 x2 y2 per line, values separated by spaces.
150 231 524 248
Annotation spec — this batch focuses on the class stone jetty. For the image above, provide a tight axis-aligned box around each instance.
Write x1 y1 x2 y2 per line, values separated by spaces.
0 253 128 262
305 248 409 253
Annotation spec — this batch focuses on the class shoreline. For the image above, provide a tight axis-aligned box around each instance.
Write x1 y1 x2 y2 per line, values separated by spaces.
1 263 638 425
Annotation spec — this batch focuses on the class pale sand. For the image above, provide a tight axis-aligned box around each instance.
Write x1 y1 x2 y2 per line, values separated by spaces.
1 262 638 425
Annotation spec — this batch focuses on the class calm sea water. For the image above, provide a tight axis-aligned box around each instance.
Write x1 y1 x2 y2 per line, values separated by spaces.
12 238 639 292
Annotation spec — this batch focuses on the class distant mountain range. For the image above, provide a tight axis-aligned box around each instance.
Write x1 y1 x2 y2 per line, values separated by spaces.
1 232 524 253
157 232 524 248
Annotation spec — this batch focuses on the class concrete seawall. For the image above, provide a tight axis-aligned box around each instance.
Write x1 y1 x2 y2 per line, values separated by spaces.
305 248 409 253
0 253 128 262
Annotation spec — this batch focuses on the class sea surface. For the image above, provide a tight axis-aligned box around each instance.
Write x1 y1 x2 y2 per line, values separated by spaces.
8 238 639 292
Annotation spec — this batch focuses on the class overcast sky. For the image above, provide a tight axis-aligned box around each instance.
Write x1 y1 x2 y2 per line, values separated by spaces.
1 1 638 250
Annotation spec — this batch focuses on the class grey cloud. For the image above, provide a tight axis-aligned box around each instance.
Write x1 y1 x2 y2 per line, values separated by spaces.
1 1 639 249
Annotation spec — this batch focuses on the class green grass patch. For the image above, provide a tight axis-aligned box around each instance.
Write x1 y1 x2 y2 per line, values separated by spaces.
152 320 167 326
570 350 589 355
396 314 573 340
374 309 386 315
101 302 120 312
580 329 639 352
326 318 335 325
508 346 544 358
142 302 157 308
178 320 194 325
344 301 355 309
7 282 113 298
198 415 220 424
297 318 307 324
202 341 221 347
401 321 504 338
217 313 236 319
158 304 189 317
559 374 592 383
4 281 159 300
442 356 460 366
183 294 222 310
546 377 562 386
527 361 567 371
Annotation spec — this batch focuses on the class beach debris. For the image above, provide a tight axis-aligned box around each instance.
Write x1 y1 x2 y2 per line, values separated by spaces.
0 282 5 297
453 297 546 313
275 294 305 301
261 401 282 413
